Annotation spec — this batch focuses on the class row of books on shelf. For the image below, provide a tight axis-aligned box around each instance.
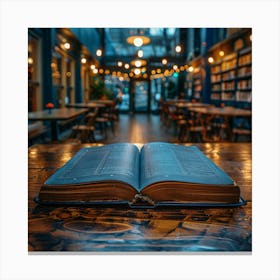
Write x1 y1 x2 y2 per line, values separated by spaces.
237 79 252 90
238 53 251 66
211 91 251 102
221 58 237 72
237 66 251 77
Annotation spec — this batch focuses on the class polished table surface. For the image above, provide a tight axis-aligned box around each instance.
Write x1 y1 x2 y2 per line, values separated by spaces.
28 143 252 252
188 106 252 117
28 108 88 120
28 108 88 141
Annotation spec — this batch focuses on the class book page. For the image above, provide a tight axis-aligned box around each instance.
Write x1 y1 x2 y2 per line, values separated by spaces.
45 143 140 190
139 142 234 190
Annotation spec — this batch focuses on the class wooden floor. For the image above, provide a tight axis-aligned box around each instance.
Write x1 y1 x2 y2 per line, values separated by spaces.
30 112 251 146
101 113 178 144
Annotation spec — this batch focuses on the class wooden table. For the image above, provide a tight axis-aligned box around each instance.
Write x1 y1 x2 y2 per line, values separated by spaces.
28 143 252 252
28 108 88 141
67 102 106 109
188 106 252 117
188 106 252 140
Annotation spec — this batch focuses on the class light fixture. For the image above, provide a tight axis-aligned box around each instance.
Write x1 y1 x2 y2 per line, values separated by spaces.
173 65 178 70
219 51 224 57
134 69 141 75
162 58 167 65
188 66 194 72
137 50 143 57
81 57 87 64
175 45 182 53
127 30 150 47
64 42 71 50
208 57 214 64
90 64 96 70
28 57 33 65
117 61 123 67
96 49 102 56
131 59 147 68
124 63 130 69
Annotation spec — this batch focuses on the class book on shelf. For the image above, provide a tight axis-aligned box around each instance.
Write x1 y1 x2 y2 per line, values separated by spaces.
36 142 245 208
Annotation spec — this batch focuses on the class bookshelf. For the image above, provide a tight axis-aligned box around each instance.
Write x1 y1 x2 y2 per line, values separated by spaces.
209 33 252 108
192 68 203 100
236 47 252 104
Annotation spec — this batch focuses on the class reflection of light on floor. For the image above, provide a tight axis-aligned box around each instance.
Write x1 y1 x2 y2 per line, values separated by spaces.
129 120 144 143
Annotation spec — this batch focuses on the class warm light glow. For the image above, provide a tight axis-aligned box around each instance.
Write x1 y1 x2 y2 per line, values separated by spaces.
64 42 71 50
93 69 98 74
125 63 130 69
66 71 71 77
219 51 225 57
134 37 143 47
134 68 141 75
188 66 194 72
129 72 134 77
137 50 143 57
208 57 214 63
175 45 182 53
117 61 123 67
156 69 161 74
162 58 167 65
28 57 33 64
96 49 102 56
81 58 87 64
135 60 142 67
180 66 185 71
119 77 124 81
90 65 96 70
173 65 178 70
151 70 156 75
99 69 104 74
127 35 150 46
131 59 146 67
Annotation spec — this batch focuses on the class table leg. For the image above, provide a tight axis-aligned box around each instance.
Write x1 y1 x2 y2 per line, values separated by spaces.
50 121 58 141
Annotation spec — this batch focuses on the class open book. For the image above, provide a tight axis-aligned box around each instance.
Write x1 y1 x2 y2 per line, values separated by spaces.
36 142 244 207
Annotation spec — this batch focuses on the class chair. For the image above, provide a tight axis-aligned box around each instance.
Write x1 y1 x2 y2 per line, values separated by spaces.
70 109 98 143
232 116 251 142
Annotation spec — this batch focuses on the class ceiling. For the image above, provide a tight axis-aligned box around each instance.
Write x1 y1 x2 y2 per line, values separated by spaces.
103 28 182 64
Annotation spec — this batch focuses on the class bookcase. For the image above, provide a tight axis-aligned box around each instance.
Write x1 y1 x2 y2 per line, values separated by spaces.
236 47 252 104
185 56 204 101
210 47 251 107
192 68 203 100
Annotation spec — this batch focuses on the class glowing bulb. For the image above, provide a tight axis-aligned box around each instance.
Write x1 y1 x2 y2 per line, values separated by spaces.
96 49 102 56
208 57 214 63
135 60 142 67
28 57 33 64
188 66 194 72
64 42 70 50
81 58 87 64
93 69 98 74
117 61 123 67
162 58 167 65
134 69 141 75
175 45 182 53
134 37 143 47
137 50 143 57
219 51 224 57
173 65 178 70
90 65 96 70
124 63 130 69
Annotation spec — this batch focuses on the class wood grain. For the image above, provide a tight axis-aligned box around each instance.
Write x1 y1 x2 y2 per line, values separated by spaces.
28 143 252 252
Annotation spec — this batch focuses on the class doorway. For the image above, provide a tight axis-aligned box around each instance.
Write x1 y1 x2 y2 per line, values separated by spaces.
131 80 149 112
